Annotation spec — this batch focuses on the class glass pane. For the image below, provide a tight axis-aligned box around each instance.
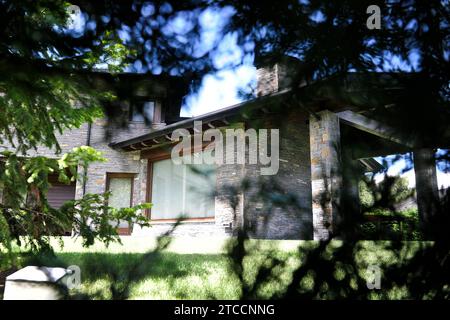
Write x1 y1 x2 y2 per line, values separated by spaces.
143 101 155 122
131 101 155 122
151 159 184 219
131 103 144 122
151 154 216 220
184 160 216 218
108 177 132 208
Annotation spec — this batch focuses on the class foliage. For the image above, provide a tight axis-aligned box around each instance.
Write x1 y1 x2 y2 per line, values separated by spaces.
1 1 448 150
0 1 134 154
0 146 151 266
357 175 420 239
359 175 414 212
61 193 151 248
0 1 149 266
0 0 448 301
1 239 443 300
359 209 422 240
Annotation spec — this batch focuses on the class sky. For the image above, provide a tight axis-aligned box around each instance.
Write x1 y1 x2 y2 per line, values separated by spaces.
178 7 256 117
67 5 449 189
374 154 450 189
68 5 256 117
181 64 256 117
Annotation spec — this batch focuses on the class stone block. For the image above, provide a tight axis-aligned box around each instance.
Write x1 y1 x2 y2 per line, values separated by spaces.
4 266 70 300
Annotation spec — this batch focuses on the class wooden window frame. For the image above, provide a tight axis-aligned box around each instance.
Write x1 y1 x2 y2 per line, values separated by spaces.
105 172 136 208
105 173 136 236
129 99 163 124
145 143 216 223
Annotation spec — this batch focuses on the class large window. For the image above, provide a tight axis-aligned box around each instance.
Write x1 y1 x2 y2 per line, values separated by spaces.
150 155 216 220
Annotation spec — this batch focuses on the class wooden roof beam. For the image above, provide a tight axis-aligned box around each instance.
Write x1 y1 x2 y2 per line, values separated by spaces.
337 110 414 148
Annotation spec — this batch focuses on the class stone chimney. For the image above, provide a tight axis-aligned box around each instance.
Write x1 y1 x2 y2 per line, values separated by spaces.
255 55 304 97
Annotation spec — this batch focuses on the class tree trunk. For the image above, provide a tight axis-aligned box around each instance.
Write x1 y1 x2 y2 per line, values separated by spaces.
413 148 439 239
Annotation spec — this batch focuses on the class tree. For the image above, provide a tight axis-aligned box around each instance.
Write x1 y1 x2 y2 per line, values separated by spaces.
0 1 151 265
359 175 414 212
0 0 448 299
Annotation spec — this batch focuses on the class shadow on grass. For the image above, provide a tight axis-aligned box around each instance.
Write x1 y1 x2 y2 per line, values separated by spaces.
6 239 448 300
20 251 233 299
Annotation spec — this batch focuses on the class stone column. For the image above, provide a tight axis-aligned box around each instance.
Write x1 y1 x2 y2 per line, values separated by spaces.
413 148 439 238
309 111 342 240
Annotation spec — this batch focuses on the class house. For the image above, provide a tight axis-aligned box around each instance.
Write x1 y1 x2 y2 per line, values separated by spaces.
1 57 445 240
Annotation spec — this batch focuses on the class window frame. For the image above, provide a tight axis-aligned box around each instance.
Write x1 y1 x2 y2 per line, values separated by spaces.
145 144 216 223
105 172 136 208
129 98 161 124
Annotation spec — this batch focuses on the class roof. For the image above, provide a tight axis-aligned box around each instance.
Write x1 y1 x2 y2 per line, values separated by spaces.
110 72 415 152
110 88 289 151
359 158 385 173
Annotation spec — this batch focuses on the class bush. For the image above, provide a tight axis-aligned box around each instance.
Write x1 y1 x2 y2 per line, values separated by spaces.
359 209 422 240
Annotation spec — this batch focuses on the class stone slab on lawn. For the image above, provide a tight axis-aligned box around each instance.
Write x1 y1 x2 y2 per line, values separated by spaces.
4 266 70 300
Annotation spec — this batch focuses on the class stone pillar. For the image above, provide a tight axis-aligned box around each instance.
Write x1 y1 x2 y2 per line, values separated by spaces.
309 111 342 240
413 148 439 238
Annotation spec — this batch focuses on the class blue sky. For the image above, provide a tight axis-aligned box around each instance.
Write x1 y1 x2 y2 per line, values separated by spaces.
178 7 256 117
68 5 256 117
181 63 255 117
374 153 450 189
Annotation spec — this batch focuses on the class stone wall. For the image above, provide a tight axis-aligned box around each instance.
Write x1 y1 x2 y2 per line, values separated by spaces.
132 222 231 237
243 111 313 240
0 118 152 220
77 120 149 203
309 111 342 240
135 112 316 240
256 65 279 97
255 56 305 97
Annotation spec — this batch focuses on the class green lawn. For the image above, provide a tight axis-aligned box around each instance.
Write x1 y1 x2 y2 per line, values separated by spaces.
2 237 431 300
23 251 239 299
14 237 303 299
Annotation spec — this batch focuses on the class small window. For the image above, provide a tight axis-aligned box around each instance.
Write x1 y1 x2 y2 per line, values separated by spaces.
130 100 155 123
106 173 134 208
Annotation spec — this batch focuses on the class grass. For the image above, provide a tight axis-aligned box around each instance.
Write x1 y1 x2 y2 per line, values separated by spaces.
3 236 303 299
1 237 431 300
24 251 239 299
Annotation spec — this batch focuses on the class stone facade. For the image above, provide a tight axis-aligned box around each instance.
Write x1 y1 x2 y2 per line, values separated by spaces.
76 120 148 202
255 56 306 97
244 112 313 239
1 64 349 241
256 64 279 97
309 111 342 240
